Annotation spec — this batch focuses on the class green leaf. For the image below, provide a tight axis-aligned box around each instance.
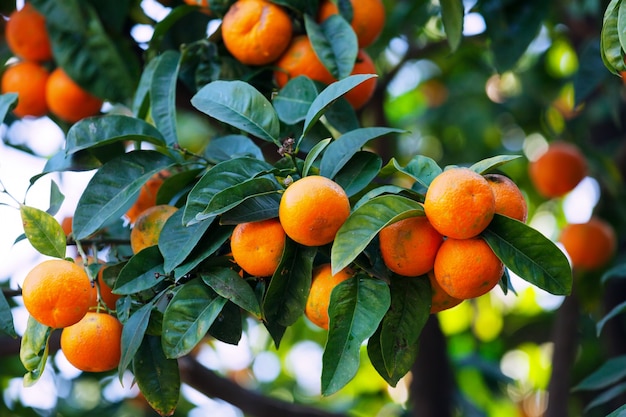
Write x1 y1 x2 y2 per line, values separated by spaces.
584 382 626 413
151 51 181 147
160 211 213 273
469 154 522 174
601 263 626 284
601 0 625 74
482 214 572 296
172 224 233 280
440 0 464 51
132 56 158 118
133 334 180 417
392 155 442 188
65 115 166 154
20 206 66 259
183 157 275 225
73 150 174 239
322 276 390 396
572 355 626 391
114 246 166 295
0 290 16 338
368 276 430 386
219 192 282 224
574 40 612 106
305 14 358 80
263 239 317 327
303 138 332 178
597 300 626 337
301 74 376 141
201 177 281 219
46 180 65 216
191 80 280 144
319 127 402 179
203 135 264 163
607 404 626 417
274 76 320 125
0 93 18 123
118 301 154 380
334 151 382 197
208 300 242 345
20 316 52 387
201 267 262 319
331 195 424 274
162 278 228 358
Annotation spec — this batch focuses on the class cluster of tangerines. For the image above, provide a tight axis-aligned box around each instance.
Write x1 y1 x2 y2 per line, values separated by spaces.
528 141 617 272
1 3 103 123
197 0 385 110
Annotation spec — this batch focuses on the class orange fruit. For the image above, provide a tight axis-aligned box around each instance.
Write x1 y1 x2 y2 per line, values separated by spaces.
484 173 528 223
21 259 92 328
379 215 444 277
559 217 617 271
76 257 120 311
60 312 122 372
221 0 293 66
274 35 335 88
60 216 73 236
125 170 171 225
130 204 178 254
305 263 354 330
45 67 103 123
528 141 587 198
184 0 211 13
230 218 286 277
343 49 377 110
1 61 49 118
424 168 496 239
278 176 351 247
427 270 463 314
5 3 53 62
317 0 386 48
433 237 504 300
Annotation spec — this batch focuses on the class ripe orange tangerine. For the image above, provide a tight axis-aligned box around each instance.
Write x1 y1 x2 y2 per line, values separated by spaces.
274 35 335 88
130 204 178 254
76 257 120 311
1 61 49 118
5 3 53 62
230 218 286 277
424 168 496 239
484 173 528 222
427 270 463 314
46 67 103 123
342 49 377 110
305 263 354 330
317 0 386 48
559 217 617 271
125 170 171 225
278 176 351 247
379 215 444 277
528 141 587 198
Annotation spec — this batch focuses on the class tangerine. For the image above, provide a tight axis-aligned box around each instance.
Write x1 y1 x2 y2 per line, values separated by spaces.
60 312 122 372
221 0 293 66
528 141 587 198
130 204 178 254
379 215 444 277
424 168 496 239
1 61 49 118
230 218 286 277
427 270 463 314
433 237 504 300
317 0 386 48
305 263 354 330
125 170 171 225
76 257 120 311
274 35 335 88
343 49 377 110
278 176 350 247
559 217 617 271
484 173 528 222
5 3 53 62
21 259 92 328
45 67 103 123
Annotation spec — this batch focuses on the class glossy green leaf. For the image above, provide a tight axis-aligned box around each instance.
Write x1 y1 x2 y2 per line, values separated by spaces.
151 51 181 147
303 138 332 178
597 300 626 337
20 206 66 259
191 80 280 144
133 334 180 417
263 239 316 327
573 355 626 391
66 115 166 154
160 210 213 273
601 0 625 74
41 142 126 175
0 93 18 123
322 276 390 396
392 155 442 188
440 0 464 51
201 267 262 319
323 96 360 134
301 74 376 140
319 127 402 179
469 154 522 174
332 195 424 275
73 150 174 239
352 185 417 210
184 157 275 225
172 225 233 280
334 151 382 197
274 76 320 125
584 382 626 413
46 180 64 216
0 290 16 338
219 192 282 224
208 300 242 345
201 177 281 219
482 214 572 295
132 56 158 118
114 246 167 295
20 316 51 387
119 301 154 380
203 135 264 163
162 278 227 358
305 14 358 80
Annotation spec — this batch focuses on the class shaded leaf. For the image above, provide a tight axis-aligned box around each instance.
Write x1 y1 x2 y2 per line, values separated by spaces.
305 14 358 80
584 382 626 414
597 300 626 337
274 76 319 125
0 93 18 122
114 246 166 295
334 151 382 197
303 138 332 178
201 177 281 219
160 210 213 273
203 135 264 163
440 0 464 51
0 290 16 338
601 263 626 284
392 156 442 188
119 301 154 380
201 267 262 319
573 355 626 391
151 51 181 147
20 206 66 259
208 300 242 345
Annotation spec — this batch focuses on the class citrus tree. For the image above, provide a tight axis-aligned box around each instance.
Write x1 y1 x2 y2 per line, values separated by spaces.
0 1 625 416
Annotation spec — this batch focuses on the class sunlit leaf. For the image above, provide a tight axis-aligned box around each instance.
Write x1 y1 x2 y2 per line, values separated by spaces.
303 138 332 178
20 316 51 387
201 267 262 319
392 156 442 188
20 206 66 259
601 0 625 74
469 154 522 174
